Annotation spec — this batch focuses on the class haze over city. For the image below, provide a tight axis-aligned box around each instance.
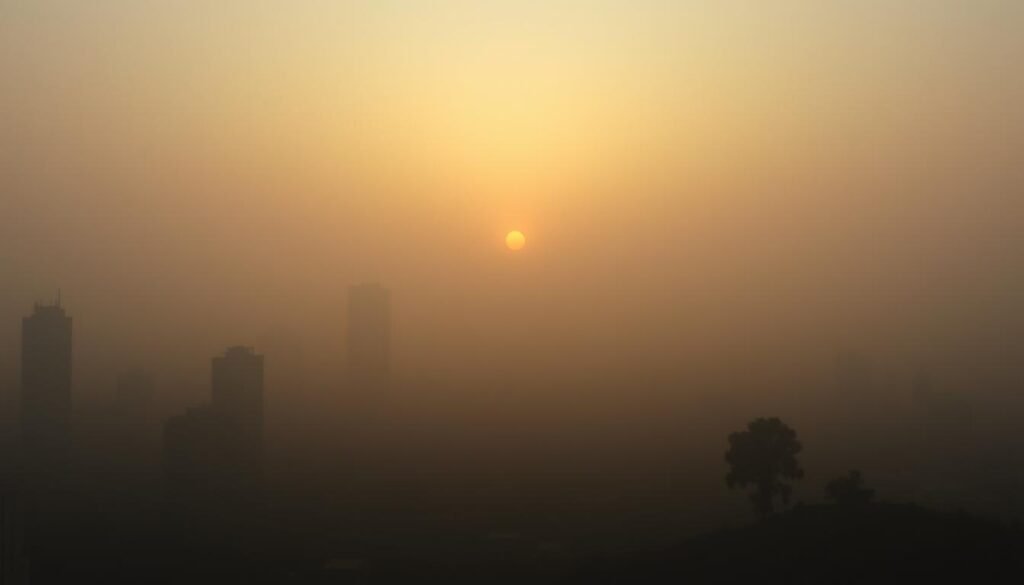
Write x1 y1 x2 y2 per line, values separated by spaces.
2 2 1024 583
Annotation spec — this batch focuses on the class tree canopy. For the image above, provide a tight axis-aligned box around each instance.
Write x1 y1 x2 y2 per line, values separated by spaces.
725 417 804 519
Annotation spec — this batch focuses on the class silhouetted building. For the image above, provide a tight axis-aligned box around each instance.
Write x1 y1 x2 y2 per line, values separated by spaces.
347 283 391 386
164 347 265 506
20 298 73 473
212 346 264 468
163 405 243 504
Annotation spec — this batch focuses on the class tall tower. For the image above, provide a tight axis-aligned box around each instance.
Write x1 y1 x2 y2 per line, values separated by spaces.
211 346 264 468
347 283 391 386
20 298 73 471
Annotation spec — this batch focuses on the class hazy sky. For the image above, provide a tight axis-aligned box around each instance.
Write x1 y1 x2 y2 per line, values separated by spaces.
2 1 1023 396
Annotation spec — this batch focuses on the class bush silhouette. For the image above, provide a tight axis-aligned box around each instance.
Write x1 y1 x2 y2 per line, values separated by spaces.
825 470 875 508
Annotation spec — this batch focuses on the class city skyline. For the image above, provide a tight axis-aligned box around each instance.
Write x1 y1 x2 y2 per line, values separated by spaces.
2 2 1023 582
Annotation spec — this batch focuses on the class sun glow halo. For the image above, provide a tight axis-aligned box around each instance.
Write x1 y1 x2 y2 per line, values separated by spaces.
505 230 526 251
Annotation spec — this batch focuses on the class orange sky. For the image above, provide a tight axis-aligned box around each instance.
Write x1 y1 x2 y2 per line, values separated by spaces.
2 1 1023 396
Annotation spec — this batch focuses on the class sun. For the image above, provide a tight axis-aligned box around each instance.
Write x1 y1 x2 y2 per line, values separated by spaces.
505 230 526 251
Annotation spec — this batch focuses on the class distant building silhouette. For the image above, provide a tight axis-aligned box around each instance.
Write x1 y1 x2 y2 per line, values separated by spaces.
163 347 265 506
163 405 241 503
347 283 391 386
20 298 73 473
212 346 265 471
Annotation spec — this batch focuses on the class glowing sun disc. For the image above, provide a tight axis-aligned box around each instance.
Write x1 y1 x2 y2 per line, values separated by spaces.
505 230 526 251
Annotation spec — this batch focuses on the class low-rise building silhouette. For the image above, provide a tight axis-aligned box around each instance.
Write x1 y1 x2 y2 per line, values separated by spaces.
163 347 265 506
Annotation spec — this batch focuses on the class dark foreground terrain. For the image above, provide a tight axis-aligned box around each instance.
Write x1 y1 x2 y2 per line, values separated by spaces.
20 489 1023 584
575 503 1024 584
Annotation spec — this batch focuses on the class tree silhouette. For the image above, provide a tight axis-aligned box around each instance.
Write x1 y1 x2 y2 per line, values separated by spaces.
725 417 804 520
825 470 875 508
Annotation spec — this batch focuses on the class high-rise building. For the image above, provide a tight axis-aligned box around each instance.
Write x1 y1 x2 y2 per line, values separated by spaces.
212 346 264 450
20 299 73 471
163 347 265 506
347 283 391 385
